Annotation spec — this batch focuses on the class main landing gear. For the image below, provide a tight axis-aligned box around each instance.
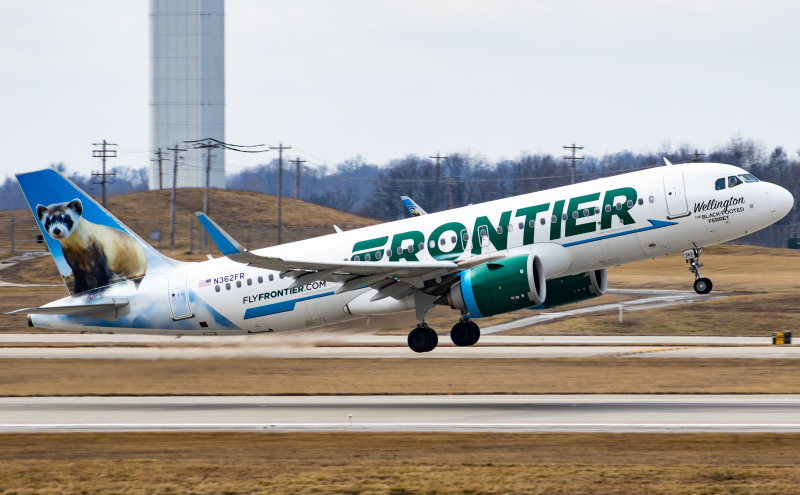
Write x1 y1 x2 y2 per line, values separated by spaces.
408 323 438 353
684 247 713 295
450 318 481 347
407 292 480 353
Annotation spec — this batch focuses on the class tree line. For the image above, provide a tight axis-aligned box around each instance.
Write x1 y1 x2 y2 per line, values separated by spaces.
2 136 798 246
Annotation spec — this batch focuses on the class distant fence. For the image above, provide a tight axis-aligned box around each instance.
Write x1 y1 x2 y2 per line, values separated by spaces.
0 218 369 255
1 218 798 255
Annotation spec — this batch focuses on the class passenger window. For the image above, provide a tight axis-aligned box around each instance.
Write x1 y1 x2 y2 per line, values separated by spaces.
428 241 435 249
615 202 622 210
728 176 742 188
518 222 524 230
715 178 725 190
365 253 371 261
258 276 263 283
583 208 589 217
462 232 469 241
572 211 578 219
397 247 403 255
637 198 643 206
551 215 557 223
507 224 513 232
561 213 567 221
236 280 241 288
539 217 546 225
225 283 231 290
354 255 360 261
450 236 457 243
595 206 601 214
440 238 446 246
375 251 382 260
269 274 274 281
418 242 425 251
605 204 611 213
496 226 503 234
529 219 535 228
626 200 633 208
215 285 220 292
407 244 414 253
247 279 252 286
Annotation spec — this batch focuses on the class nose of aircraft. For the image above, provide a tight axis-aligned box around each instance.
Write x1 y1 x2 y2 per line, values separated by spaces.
767 184 794 221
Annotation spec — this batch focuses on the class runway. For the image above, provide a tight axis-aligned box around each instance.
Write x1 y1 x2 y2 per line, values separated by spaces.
0 333 794 359
1 395 800 433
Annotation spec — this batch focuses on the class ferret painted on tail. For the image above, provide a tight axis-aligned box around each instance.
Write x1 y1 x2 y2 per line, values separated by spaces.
37 199 147 294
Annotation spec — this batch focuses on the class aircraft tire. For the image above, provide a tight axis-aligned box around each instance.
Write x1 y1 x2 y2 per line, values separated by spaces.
450 321 476 346
408 326 437 353
693 277 713 294
469 321 481 345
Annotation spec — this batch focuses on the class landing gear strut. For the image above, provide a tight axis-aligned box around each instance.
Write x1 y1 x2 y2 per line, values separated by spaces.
450 318 480 346
684 247 713 294
408 323 438 353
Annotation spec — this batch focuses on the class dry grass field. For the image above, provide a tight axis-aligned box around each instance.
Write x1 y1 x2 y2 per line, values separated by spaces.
1 358 800 396
3 432 800 494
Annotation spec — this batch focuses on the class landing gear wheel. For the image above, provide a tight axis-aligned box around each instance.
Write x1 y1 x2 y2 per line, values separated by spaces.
694 277 712 294
469 321 480 345
450 321 476 346
408 326 438 353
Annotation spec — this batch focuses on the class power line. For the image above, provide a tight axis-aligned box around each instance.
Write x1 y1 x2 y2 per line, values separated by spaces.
563 143 584 185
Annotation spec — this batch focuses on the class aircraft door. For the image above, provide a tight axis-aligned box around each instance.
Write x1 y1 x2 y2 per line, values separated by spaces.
460 229 470 251
663 173 689 218
167 275 194 321
478 226 490 247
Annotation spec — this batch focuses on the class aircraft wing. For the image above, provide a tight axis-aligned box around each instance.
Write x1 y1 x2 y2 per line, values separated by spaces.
195 213 458 294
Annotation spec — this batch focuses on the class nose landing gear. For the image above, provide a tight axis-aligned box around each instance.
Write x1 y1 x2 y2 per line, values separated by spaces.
684 247 713 294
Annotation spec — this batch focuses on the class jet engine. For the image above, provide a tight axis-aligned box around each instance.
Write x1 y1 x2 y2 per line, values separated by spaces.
445 254 546 318
539 269 607 308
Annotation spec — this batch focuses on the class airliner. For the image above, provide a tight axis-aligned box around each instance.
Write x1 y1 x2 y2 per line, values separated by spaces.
7 160 793 352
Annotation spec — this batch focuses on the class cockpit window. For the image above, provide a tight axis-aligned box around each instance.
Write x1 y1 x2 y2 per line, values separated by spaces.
739 174 759 183
715 178 725 190
728 176 743 188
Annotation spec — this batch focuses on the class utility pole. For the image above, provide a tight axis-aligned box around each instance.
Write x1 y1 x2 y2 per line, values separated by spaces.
692 150 706 163
443 176 456 210
167 143 187 250
290 157 306 200
270 142 292 244
430 152 448 212
150 148 165 190
563 143 584 184
92 140 117 207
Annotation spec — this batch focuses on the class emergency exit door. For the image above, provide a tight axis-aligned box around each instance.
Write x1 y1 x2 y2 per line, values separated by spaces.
168 275 194 321
663 173 690 218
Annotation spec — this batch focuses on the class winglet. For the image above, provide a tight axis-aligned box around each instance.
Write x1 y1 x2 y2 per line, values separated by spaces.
334 225 344 233
401 196 428 216
663 157 674 166
194 212 247 255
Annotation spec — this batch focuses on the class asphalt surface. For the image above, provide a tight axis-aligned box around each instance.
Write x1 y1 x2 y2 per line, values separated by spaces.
0 333 795 359
2 395 800 433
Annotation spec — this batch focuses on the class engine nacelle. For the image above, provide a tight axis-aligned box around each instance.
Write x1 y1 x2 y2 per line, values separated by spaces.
446 254 545 318
344 290 415 316
539 269 607 309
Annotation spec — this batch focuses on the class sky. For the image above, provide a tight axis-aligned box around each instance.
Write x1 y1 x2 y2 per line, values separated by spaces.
2 0 799 179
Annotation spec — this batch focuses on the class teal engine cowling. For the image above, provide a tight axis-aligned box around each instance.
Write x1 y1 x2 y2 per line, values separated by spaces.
446 259 607 317
537 269 607 309
444 254 546 318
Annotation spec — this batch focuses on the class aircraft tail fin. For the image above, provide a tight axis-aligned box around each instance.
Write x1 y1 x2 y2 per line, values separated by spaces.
401 196 428 216
16 168 180 295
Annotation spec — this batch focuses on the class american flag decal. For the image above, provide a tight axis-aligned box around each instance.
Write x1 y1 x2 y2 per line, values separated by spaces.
199 279 211 288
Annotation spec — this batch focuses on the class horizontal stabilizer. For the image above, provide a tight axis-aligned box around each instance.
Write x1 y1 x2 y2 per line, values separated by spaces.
6 298 130 322
195 212 247 255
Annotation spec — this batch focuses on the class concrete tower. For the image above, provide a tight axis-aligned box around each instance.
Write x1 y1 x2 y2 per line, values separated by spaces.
150 0 225 190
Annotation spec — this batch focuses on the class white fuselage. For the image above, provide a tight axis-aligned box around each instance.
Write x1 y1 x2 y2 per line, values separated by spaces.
32 163 793 336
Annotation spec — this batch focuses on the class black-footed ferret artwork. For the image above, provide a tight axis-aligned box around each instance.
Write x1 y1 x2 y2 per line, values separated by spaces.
36 199 147 293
